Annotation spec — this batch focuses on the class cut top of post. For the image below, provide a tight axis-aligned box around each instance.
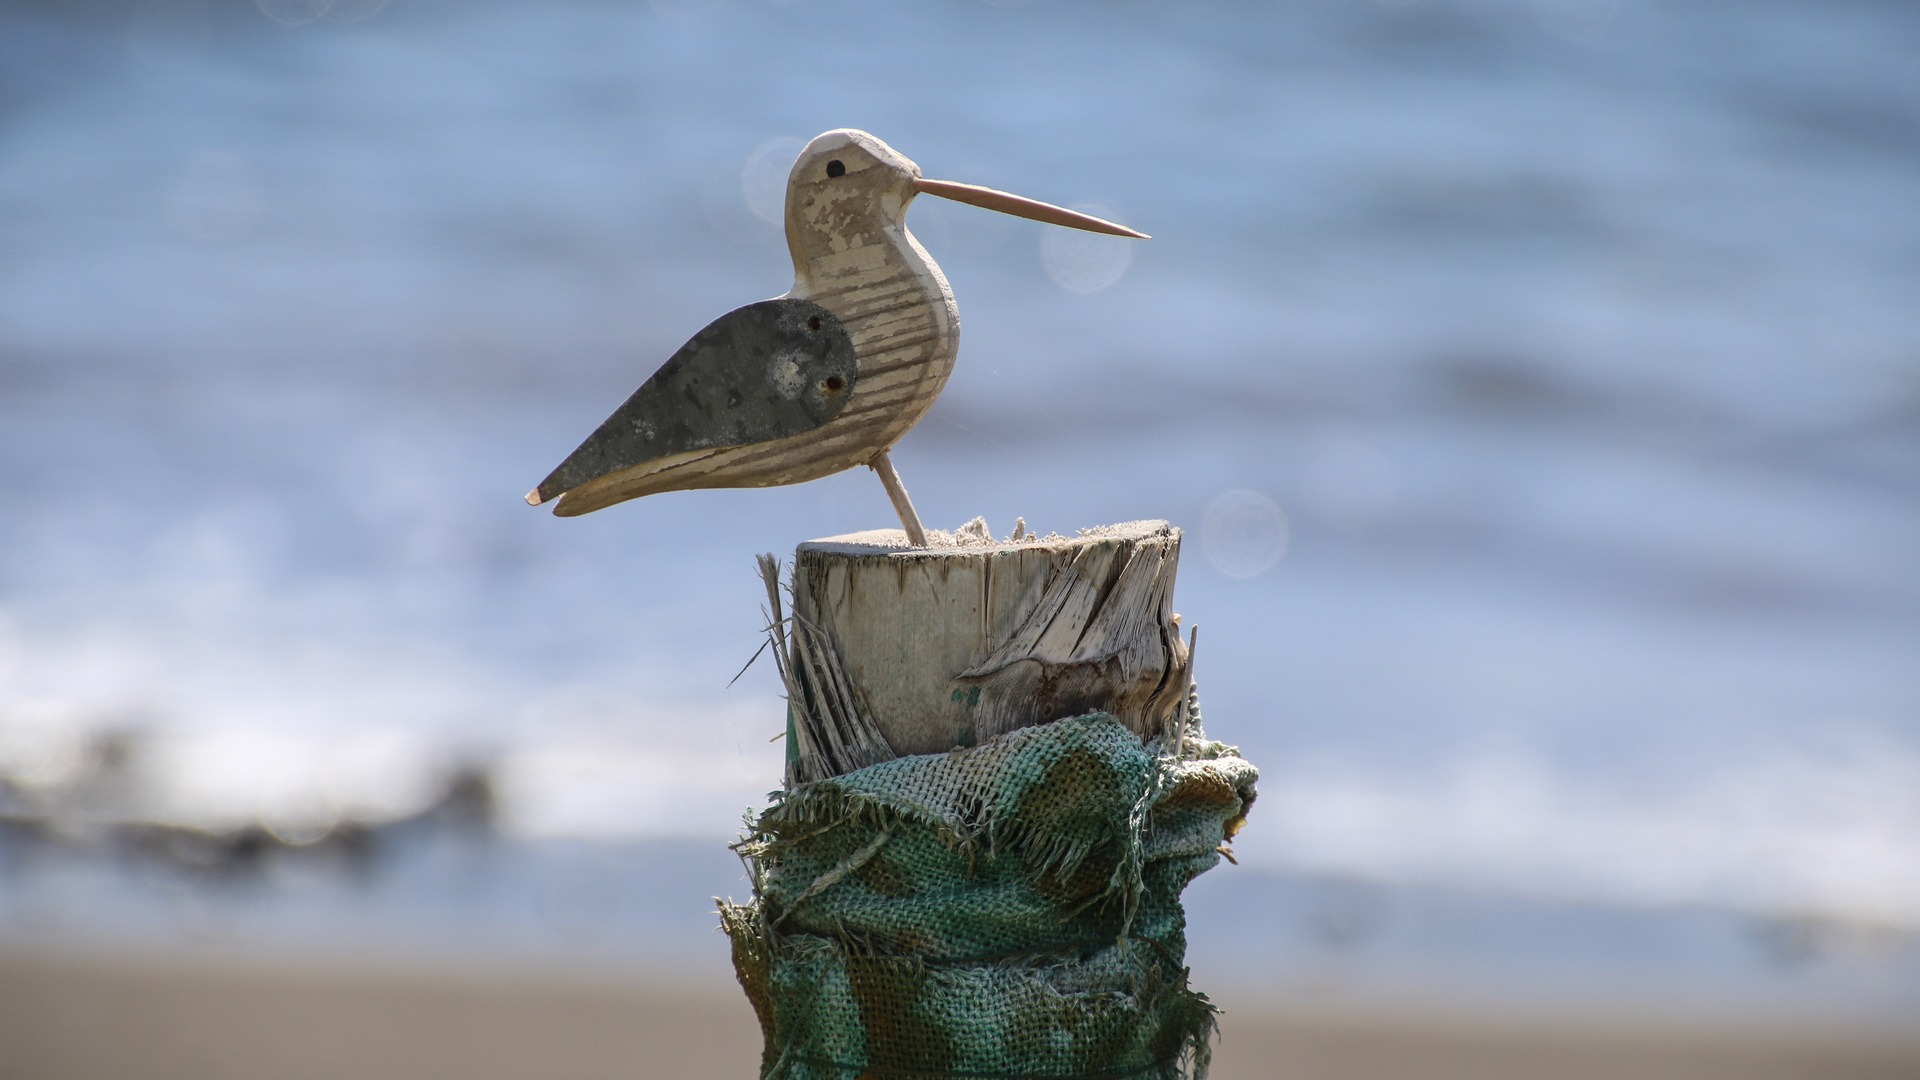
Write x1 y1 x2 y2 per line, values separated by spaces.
797 519 1176 558
786 519 1192 766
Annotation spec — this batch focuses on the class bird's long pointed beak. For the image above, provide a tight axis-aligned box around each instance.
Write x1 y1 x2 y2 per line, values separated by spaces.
914 179 1149 239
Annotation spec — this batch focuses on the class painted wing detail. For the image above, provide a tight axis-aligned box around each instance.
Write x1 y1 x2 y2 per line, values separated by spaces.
532 298 857 509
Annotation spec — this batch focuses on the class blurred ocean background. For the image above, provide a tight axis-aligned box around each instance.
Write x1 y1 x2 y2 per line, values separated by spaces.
2 0 1917 1045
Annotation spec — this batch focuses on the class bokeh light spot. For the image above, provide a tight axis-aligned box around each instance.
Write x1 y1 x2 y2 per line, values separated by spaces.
1041 204 1134 294
1202 490 1289 579
743 137 807 225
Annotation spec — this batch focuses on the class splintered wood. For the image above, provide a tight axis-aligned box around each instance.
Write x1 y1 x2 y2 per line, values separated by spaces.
780 520 1192 779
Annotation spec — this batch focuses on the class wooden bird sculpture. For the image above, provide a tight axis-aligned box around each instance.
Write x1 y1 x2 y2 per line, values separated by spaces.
525 129 1146 545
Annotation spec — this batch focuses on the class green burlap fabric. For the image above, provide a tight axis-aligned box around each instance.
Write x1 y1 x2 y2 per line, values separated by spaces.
721 712 1258 1080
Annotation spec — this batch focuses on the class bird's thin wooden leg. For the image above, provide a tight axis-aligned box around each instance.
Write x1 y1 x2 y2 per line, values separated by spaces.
870 449 929 548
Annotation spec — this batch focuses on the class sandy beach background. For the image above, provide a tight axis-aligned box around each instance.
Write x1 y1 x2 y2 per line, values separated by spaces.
5 946 1918 1080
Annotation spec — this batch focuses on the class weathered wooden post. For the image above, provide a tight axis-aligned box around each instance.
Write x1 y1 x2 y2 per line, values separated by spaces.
723 520 1255 1080
777 520 1194 782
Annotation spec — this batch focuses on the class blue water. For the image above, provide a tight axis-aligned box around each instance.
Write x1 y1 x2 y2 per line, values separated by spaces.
1 0 1917 1016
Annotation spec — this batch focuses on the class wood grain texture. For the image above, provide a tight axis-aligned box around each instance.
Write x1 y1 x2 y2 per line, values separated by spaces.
790 520 1191 760
553 130 957 516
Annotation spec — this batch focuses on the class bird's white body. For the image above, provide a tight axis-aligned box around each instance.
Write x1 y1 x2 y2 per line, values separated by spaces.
550 131 959 516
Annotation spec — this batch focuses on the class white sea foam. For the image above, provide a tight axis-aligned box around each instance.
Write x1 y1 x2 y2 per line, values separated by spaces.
1240 746 1920 928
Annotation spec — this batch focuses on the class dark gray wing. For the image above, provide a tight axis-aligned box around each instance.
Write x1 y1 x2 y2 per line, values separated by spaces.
533 298 856 505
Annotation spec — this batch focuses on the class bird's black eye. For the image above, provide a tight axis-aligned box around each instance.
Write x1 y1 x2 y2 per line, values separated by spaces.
823 376 846 393
826 159 845 178
807 316 821 331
